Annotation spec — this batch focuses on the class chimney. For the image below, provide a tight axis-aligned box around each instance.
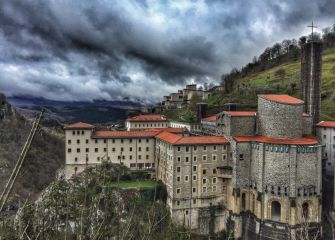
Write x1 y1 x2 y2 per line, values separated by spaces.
196 103 208 123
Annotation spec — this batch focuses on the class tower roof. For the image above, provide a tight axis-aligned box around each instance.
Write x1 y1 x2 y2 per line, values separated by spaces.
259 94 303 105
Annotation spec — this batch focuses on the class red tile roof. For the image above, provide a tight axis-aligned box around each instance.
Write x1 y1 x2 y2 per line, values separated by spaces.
93 130 159 138
259 94 303 105
156 131 183 144
233 135 318 145
146 128 185 133
317 121 335 128
127 114 168 122
65 122 94 129
224 111 257 117
202 115 217 122
156 132 229 145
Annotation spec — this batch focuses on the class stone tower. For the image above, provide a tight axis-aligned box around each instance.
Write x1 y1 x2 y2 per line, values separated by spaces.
301 41 323 133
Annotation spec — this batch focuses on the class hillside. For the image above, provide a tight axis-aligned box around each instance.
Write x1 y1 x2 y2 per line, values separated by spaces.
207 46 335 120
0 94 64 212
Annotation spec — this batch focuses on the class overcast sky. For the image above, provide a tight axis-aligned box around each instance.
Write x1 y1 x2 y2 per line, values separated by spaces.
0 0 334 103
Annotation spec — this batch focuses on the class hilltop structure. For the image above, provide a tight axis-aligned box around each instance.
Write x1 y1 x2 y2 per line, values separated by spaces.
161 84 224 109
64 94 322 239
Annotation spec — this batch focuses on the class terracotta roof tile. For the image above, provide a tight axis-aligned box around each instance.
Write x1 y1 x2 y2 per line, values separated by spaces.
233 135 318 145
65 122 94 129
156 132 229 145
93 130 159 138
317 121 335 128
224 111 257 117
202 115 217 122
127 114 167 122
146 128 185 133
259 94 303 105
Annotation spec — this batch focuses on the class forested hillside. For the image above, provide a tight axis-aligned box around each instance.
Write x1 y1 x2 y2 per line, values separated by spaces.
210 25 335 120
0 93 64 211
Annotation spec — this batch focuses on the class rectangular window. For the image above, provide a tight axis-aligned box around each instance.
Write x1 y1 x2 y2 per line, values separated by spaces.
213 169 217 174
112 148 115 152
86 148 89 153
194 146 197 151
185 157 189 162
193 156 197 162
177 176 180 182
68 140 71 144
95 139 98 144
223 155 226 160
193 166 197 171
193 175 197 180
239 154 244 161
67 148 72 153
177 157 181 162
185 176 189 182
72 131 75 135
139 155 142 160
112 139 115 143
77 139 80 144
74 157 77 162
203 169 206 175
146 147 149 151
129 139 132 143
212 177 217 184
146 155 149 159
192 187 196 193
202 178 207 184
146 139 149 143
177 147 181 151
95 148 98 152
130 155 133 160
104 139 107 143
177 188 181 194
81 130 84 135
213 145 217 151
121 147 124 152
139 139 142 143
104 148 107 152
203 146 207 151
77 148 80 153
202 155 207 161
212 155 217 161
324 135 327 139
86 139 89 144
129 147 132 151
139 147 141 152
186 146 189 152
177 167 181 173
212 185 217 192
202 187 207 193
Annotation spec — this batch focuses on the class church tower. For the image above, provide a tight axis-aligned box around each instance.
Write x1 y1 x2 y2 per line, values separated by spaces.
301 39 323 133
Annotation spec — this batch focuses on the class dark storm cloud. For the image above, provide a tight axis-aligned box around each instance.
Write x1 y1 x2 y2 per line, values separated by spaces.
0 0 334 102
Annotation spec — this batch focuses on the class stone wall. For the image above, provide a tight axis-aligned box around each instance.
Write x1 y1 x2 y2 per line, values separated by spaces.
257 97 303 138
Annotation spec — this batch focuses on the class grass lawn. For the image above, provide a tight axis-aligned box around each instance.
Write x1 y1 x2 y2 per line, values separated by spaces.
109 180 158 189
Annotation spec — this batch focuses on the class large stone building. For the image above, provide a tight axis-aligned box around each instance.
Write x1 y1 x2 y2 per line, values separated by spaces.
317 121 335 176
64 94 323 239
218 95 322 239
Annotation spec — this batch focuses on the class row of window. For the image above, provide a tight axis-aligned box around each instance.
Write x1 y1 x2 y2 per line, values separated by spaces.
72 130 86 135
176 167 217 175
68 138 150 144
176 185 218 194
176 175 217 184
73 154 151 161
68 146 151 153
131 123 168 128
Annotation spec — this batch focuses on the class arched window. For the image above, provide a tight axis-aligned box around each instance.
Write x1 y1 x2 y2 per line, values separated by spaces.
271 201 281 221
302 202 309 220
241 193 246 210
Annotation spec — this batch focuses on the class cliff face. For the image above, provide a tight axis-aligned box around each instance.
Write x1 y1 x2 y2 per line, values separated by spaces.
0 93 64 210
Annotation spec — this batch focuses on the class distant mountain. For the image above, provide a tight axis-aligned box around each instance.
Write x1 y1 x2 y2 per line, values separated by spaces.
7 96 149 124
